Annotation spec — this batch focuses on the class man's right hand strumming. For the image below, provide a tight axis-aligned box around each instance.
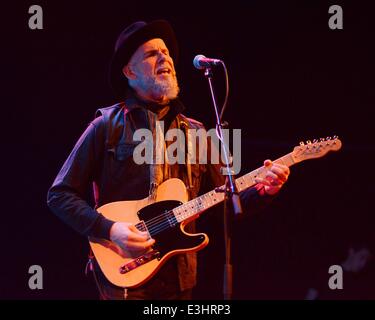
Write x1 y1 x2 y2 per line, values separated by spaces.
109 222 155 257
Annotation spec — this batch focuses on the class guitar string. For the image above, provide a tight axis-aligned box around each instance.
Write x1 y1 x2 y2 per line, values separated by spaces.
140 156 302 235
137 212 176 236
135 193 213 232
144 196 217 236
145 199 215 235
135 204 187 231
133 172 258 235
133 174 257 236
127 155 304 236
136 198 210 236
144 207 195 235
146 220 172 236
133 172 256 233
141 156 302 234
135 209 179 234
135 188 229 236
135 208 172 228
138 210 173 232
145 193 216 233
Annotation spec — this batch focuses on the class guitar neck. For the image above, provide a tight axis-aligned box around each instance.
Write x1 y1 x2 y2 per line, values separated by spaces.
235 152 295 193
172 152 296 223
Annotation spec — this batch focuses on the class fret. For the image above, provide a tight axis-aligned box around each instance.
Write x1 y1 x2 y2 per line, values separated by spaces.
275 156 286 166
175 207 181 218
256 168 266 179
204 193 211 207
202 194 210 207
173 189 225 223
235 176 247 193
166 211 178 228
212 190 225 203
241 172 255 188
178 204 187 221
278 153 294 167
196 197 205 210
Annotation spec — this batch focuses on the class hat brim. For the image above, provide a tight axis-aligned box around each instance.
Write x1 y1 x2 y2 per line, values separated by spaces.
109 20 178 98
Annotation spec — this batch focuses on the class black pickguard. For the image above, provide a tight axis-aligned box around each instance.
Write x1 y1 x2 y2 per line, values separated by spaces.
137 200 205 258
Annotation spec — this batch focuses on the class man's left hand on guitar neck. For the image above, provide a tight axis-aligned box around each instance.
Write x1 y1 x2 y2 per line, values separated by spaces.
255 159 290 196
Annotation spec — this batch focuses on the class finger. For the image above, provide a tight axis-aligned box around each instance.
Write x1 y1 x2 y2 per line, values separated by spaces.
265 174 282 187
265 171 280 182
269 166 288 182
270 178 282 187
126 238 155 250
129 224 147 234
129 224 149 237
272 163 290 176
127 230 149 242
255 177 271 186
264 159 273 168
140 238 155 249
147 238 156 247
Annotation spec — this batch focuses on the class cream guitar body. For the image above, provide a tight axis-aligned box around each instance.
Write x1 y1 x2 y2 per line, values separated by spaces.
89 178 208 288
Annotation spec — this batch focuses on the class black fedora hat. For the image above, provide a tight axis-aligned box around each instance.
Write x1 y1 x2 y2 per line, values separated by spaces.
109 19 178 98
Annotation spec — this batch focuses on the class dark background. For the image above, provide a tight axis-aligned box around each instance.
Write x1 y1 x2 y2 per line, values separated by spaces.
1 0 374 299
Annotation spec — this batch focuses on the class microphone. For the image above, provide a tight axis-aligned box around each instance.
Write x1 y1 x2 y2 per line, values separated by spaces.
193 54 222 69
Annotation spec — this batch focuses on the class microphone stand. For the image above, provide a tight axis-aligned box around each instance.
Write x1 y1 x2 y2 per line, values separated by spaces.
203 67 243 300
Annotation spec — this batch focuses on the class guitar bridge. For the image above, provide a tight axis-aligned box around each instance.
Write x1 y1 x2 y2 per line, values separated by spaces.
119 250 160 274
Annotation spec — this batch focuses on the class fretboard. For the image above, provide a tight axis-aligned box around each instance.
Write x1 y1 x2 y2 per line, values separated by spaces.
172 152 295 223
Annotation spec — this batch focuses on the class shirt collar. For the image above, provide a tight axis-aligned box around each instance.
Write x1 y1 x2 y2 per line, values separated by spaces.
123 88 185 118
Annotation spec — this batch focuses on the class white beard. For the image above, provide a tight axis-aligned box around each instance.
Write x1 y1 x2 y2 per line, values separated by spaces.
130 73 180 101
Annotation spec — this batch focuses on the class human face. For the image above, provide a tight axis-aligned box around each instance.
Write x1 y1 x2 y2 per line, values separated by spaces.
124 38 179 104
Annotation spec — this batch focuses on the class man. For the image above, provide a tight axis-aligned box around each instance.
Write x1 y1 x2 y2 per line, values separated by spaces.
47 20 290 300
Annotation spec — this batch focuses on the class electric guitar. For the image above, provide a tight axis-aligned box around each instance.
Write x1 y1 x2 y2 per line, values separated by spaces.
89 136 342 288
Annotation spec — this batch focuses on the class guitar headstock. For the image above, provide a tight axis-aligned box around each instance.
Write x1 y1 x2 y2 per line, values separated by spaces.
292 136 342 163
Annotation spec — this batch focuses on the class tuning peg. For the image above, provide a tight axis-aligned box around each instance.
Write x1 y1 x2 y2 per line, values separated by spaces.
313 139 318 143
306 140 312 144
299 141 305 146
326 136 331 141
333 135 338 140
320 138 325 142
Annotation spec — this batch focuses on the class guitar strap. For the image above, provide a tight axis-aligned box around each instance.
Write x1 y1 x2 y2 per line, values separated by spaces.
178 117 194 191
147 110 168 201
